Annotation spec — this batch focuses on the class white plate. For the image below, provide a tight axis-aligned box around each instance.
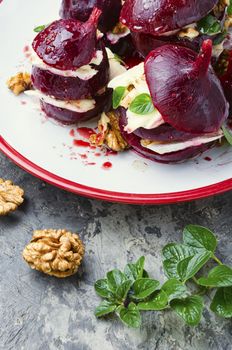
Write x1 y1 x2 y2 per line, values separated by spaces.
0 0 232 204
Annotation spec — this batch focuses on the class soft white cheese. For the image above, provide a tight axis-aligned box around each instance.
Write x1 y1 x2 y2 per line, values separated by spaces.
106 48 127 80
31 50 103 80
108 62 164 133
106 27 130 45
25 90 96 113
142 133 223 155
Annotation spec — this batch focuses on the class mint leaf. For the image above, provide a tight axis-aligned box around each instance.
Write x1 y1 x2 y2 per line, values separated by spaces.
177 251 212 282
95 300 117 317
198 265 232 287
113 86 126 109
129 93 155 115
118 302 141 328
170 296 203 326
107 269 126 292
94 279 114 299
162 243 195 279
161 279 188 301
138 290 168 311
183 225 217 253
210 287 232 318
222 125 232 146
124 256 145 282
132 278 160 300
197 15 221 35
34 25 46 33
116 280 132 302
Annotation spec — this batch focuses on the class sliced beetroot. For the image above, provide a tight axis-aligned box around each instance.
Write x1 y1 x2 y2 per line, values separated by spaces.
120 0 217 35
132 32 214 58
60 0 121 33
104 32 135 58
218 51 232 114
145 40 228 134
31 44 109 100
40 89 112 124
32 8 101 70
118 108 213 163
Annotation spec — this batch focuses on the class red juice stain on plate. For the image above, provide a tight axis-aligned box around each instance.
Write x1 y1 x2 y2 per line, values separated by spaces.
76 127 96 139
95 152 101 157
20 100 27 105
204 156 212 161
23 45 30 53
85 162 96 166
102 161 112 169
69 129 75 137
79 153 88 159
105 149 117 156
73 139 90 147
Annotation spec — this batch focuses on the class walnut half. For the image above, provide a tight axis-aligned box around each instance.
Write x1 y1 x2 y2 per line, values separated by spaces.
0 178 24 215
7 72 31 95
22 229 85 278
90 111 128 152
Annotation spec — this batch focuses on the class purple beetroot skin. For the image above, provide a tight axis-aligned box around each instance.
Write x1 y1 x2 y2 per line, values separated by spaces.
32 8 101 70
31 43 109 100
145 40 229 134
40 89 112 124
60 0 122 33
118 108 214 163
120 0 217 35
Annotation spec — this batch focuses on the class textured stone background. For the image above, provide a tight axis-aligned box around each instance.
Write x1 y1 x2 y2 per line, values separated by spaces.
0 152 232 350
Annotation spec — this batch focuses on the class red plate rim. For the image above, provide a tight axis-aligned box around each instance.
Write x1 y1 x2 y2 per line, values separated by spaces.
0 135 231 204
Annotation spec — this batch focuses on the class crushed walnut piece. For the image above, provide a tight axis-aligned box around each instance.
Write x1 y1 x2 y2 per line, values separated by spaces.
214 0 229 16
23 229 85 278
178 27 199 39
0 178 24 216
7 72 31 95
90 111 128 152
112 22 128 35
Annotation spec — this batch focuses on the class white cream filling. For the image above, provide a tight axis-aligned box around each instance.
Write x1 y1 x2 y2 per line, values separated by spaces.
31 50 103 80
25 90 96 113
106 48 127 80
142 133 223 155
108 62 164 133
106 27 130 44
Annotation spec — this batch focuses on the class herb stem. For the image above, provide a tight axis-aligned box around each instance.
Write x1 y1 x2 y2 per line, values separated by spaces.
212 255 223 265
192 276 198 285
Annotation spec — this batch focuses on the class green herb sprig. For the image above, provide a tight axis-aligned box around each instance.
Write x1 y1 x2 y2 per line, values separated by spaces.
94 225 232 328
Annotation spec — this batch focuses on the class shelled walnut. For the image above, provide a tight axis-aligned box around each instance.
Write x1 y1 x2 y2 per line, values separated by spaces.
23 229 85 278
0 178 24 215
90 111 128 152
7 72 31 95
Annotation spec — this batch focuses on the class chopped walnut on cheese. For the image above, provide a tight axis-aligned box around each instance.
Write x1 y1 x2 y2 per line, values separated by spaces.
7 72 31 95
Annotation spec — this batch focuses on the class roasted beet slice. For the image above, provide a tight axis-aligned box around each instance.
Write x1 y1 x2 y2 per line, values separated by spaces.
145 40 228 134
132 32 214 58
60 0 121 33
118 108 213 163
218 51 232 114
120 0 217 35
41 89 112 124
31 44 109 100
32 8 101 70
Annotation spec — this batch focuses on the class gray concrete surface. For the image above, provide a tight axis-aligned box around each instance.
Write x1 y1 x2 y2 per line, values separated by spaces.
0 152 232 350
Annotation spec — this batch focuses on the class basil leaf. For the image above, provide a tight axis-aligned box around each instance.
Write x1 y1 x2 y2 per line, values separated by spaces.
161 278 188 301
177 251 212 282
197 15 221 35
107 269 126 292
113 86 126 109
34 25 46 33
116 280 133 302
222 125 232 146
162 243 195 279
118 302 141 328
94 279 115 299
132 278 160 300
198 265 232 287
183 225 217 253
138 290 168 311
95 300 117 317
210 287 232 318
124 256 145 281
129 93 155 115
228 1 232 16
170 296 203 326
